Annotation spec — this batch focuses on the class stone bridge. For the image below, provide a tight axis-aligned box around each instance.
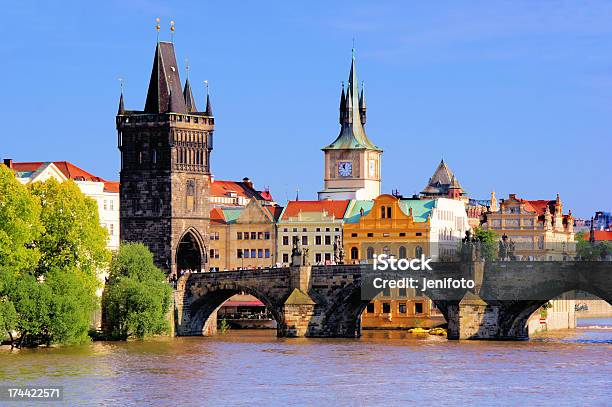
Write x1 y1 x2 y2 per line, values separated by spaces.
174 260 612 340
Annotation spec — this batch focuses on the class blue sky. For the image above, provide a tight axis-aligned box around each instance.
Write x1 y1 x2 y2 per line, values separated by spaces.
2 1 611 217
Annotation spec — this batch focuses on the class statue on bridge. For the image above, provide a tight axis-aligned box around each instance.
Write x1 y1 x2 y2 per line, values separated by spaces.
498 234 516 261
291 236 304 267
334 236 345 265
461 230 483 262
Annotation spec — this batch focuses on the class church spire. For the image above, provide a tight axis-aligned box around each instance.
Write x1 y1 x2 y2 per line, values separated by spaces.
359 81 366 125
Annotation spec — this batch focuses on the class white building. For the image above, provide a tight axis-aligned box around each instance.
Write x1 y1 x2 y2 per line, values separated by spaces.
428 198 471 261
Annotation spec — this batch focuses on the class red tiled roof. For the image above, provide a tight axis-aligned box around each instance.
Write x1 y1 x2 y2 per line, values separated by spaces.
281 200 350 220
594 230 612 241
210 207 226 225
103 181 120 193
12 161 119 191
521 199 554 216
264 205 284 221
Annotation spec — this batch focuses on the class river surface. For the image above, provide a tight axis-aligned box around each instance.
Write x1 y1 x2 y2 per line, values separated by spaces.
1 320 611 406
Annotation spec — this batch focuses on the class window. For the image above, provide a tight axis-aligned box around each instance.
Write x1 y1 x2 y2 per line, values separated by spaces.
250 249 256 258
335 228 339 232
381 206 386 219
367 233 374 237
387 207 392 218
265 249 270 258
315 253 322 263
302 236 308 246
110 200 114 211
258 249 263 258
382 302 391 313
398 303 407 313
103 200 108 210
399 246 407 259
325 228 330 232
293 228 297 232
416 232 422 237
367 247 374 259
324 236 331 245
415 302 423 314
351 233 358 237
237 249 243 258
351 247 359 260
210 249 219 259
366 303 375 313
399 232 406 237
251 232 256 240
109 223 114 236
282 236 289 245
237 232 243 240
324 253 331 261
302 228 307 232
283 228 288 232
258 232 263 240
415 246 423 257
244 250 250 258
264 232 271 240
399 287 407 297
315 236 322 245
316 228 321 232
283 253 289 263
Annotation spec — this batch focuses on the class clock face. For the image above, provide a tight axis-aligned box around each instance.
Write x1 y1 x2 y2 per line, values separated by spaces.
368 159 376 177
338 161 353 177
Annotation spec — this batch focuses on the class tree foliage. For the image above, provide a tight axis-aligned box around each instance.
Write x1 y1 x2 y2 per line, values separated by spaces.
0 167 109 347
473 227 498 261
575 232 612 260
103 243 172 340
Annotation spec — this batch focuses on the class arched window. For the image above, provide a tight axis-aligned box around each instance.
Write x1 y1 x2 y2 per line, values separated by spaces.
399 246 407 259
367 247 375 259
415 246 423 258
381 206 386 219
387 206 392 218
351 247 359 260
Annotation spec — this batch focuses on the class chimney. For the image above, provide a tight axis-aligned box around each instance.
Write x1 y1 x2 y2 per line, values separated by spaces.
3 158 13 169
242 177 254 189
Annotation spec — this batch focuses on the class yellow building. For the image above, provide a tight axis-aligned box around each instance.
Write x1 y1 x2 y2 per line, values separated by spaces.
343 194 440 329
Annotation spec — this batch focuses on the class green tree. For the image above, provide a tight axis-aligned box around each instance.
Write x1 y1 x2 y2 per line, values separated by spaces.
473 227 498 261
576 231 612 260
103 243 172 340
0 170 109 347
29 179 110 277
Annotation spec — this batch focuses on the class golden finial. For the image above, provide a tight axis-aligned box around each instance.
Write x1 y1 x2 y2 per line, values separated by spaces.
155 18 161 42
118 77 124 93
170 20 175 42
204 80 209 95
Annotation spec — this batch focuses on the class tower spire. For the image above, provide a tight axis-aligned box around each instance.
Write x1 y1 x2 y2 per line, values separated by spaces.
183 61 197 113
339 81 346 124
117 78 125 114
359 80 366 124
204 80 213 116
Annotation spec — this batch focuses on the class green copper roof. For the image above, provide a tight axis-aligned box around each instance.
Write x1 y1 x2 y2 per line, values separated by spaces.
345 200 374 224
221 208 243 224
323 52 381 152
398 199 436 222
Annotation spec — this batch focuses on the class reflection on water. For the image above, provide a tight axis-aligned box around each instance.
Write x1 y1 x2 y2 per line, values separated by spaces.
1 323 611 406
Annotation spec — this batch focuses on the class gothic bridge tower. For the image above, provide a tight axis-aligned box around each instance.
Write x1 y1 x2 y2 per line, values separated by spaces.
117 40 214 275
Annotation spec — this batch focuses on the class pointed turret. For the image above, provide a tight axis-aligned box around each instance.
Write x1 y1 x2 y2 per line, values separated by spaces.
359 82 366 125
205 93 213 117
144 41 186 114
183 78 197 113
339 82 346 124
118 91 125 115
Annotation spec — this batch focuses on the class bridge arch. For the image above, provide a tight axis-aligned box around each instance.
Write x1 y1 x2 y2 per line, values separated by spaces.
180 280 283 336
176 228 206 274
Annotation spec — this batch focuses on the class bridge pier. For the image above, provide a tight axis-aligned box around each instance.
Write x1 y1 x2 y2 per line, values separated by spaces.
447 292 501 340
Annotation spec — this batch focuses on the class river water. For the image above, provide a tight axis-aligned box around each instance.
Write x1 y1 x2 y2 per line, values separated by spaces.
1 320 611 406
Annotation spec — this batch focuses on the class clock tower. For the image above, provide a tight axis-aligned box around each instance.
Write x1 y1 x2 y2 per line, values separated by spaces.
318 50 382 201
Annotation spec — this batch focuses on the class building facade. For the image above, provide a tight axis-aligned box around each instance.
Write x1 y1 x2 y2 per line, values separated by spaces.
318 51 382 200
276 200 350 266
117 40 214 276
209 200 282 271
483 193 575 260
